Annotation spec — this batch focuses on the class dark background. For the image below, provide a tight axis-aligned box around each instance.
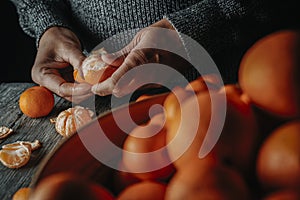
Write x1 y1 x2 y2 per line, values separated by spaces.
1 0 36 82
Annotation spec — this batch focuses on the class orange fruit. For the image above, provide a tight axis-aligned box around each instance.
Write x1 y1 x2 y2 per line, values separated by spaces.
113 169 141 194
19 86 54 118
73 69 86 83
73 66 116 85
163 86 193 129
117 181 167 200
73 48 117 85
256 120 300 191
238 30 300 118
262 189 300 200
12 187 31 200
166 88 259 176
165 160 250 200
185 74 222 93
122 113 175 181
30 172 115 200
135 94 155 102
89 183 116 200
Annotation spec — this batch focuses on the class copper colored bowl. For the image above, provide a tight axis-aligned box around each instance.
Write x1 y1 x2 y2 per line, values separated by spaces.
30 93 168 191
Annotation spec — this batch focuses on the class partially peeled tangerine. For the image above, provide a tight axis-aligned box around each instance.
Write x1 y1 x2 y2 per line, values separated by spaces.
73 48 117 85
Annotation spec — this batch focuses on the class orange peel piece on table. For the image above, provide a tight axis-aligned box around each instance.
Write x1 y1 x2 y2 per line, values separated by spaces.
0 126 14 139
0 140 41 169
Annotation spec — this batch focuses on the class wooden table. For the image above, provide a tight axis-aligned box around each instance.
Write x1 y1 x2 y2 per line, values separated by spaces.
0 82 114 200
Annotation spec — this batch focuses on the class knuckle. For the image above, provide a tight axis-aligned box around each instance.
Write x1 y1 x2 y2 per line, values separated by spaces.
31 64 44 84
131 49 148 65
57 82 68 97
110 75 119 86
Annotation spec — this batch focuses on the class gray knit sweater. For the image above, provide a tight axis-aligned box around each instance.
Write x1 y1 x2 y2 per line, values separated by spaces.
10 0 300 83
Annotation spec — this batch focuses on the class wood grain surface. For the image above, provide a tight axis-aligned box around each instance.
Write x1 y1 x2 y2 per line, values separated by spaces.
0 82 112 200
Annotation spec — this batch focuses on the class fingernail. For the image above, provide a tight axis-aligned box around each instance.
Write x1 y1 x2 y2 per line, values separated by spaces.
112 88 123 97
91 84 98 93
112 88 120 94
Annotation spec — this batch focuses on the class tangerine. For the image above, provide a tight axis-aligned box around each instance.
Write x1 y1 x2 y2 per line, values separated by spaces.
165 160 250 200
12 187 31 200
117 181 167 200
30 172 115 200
238 30 300 118
256 120 300 190
122 113 175 181
19 86 54 118
73 48 116 85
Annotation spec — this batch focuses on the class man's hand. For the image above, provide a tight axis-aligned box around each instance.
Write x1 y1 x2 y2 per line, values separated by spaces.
92 19 191 97
32 26 92 103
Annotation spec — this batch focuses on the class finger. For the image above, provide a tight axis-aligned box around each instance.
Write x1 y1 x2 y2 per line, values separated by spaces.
91 77 116 96
60 47 86 77
43 77 92 103
92 73 136 98
101 34 140 67
37 69 92 97
91 51 139 97
59 46 86 69
101 52 125 67
110 48 150 86
60 82 93 103
95 49 155 97
91 46 139 96
112 78 137 97
64 92 94 104
58 82 92 97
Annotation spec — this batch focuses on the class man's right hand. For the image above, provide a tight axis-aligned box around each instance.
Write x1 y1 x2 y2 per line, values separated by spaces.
31 26 92 103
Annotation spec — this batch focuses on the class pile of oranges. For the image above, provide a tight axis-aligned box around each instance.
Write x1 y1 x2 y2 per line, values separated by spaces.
115 29 300 199
28 29 300 199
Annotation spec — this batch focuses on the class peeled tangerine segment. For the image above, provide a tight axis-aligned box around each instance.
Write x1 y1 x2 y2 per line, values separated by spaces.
0 126 13 139
0 142 31 169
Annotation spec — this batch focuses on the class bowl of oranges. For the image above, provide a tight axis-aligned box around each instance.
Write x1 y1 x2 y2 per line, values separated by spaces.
27 29 300 200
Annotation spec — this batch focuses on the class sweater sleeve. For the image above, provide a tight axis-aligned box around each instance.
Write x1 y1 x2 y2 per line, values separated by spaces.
165 0 300 83
9 0 72 47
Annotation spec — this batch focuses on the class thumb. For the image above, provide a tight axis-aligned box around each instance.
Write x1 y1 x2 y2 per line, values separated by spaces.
62 47 86 69
101 34 140 67
101 52 124 67
63 47 86 78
